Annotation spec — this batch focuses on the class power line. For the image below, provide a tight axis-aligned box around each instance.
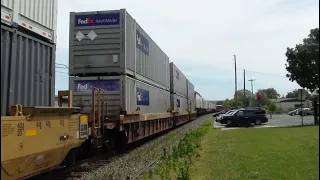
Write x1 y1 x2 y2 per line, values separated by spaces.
55 70 68 74
236 68 287 78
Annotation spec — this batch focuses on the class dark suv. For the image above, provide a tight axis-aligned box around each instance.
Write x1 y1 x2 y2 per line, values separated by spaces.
217 108 268 127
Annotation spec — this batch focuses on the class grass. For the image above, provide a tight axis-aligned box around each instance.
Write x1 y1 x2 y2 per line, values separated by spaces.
191 126 319 180
140 119 213 180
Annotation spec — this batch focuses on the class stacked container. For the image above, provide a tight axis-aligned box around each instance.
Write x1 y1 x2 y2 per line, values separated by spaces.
1 0 58 116
169 62 188 113
187 79 195 113
69 9 171 117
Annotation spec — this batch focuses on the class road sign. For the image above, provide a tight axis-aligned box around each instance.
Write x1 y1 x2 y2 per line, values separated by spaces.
297 89 306 101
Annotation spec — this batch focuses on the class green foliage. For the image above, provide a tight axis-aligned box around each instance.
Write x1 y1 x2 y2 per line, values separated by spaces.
268 101 277 112
285 28 319 91
216 101 224 105
285 89 311 99
153 120 212 180
258 88 280 99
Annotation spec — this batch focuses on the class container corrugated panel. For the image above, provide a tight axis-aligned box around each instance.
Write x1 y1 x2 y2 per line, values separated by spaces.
195 93 203 109
1 0 58 43
188 99 196 113
209 102 216 109
1 24 12 116
69 9 170 90
203 99 208 109
170 94 188 113
169 62 187 97
70 75 170 120
1 25 55 116
186 79 194 100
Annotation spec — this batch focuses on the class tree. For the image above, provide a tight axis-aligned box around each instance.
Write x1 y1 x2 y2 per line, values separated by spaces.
285 28 319 91
233 89 252 107
285 89 311 99
259 88 280 99
216 101 224 105
268 101 277 113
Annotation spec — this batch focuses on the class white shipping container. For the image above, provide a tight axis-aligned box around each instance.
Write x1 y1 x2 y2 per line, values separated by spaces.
1 0 58 43
203 99 208 109
195 92 203 109
170 94 188 113
208 102 216 110
70 75 171 120
187 79 194 100
189 99 196 113
69 9 170 90
170 62 187 97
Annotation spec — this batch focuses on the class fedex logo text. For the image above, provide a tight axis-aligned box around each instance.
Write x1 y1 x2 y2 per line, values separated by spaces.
75 13 120 27
77 83 89 90
77 18 94 25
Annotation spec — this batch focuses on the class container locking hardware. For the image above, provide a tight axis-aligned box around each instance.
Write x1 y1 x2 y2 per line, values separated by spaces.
60 135 69 141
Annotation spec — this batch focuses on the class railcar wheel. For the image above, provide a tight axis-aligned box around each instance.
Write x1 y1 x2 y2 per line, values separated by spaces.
62 149 77 167
115 131 128 153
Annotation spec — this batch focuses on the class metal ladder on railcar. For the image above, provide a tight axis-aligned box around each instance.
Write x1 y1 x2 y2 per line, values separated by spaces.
90 87 106 149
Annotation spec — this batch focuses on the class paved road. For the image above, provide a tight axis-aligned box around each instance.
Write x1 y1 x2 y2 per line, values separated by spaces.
214 114 317 130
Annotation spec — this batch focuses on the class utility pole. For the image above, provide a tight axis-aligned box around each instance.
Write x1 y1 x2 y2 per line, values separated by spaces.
234 55 237 109
243 70 246 107
248 79 255 106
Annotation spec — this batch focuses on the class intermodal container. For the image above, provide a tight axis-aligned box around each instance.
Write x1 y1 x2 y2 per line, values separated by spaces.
1 25 55 116
189 99 196 113
170 62 187 97
69 9 170 90
186 79 194 100
195 92 203 109
1 0 58 43
203 99 208 109
69 75 171 120
170 94 188 113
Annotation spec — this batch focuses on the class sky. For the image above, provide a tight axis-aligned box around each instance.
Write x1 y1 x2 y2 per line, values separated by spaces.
55 0 319 100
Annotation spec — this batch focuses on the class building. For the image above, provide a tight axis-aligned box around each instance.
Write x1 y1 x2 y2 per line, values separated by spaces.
270 98 312 112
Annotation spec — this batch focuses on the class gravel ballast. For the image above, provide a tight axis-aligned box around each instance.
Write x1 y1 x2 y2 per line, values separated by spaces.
81 114 213 180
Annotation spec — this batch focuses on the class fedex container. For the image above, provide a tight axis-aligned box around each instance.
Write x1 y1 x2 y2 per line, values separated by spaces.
170 62 187 97
70 75 170 120
69 9 170 90
1 25 55 116
203 99 208 109
1 0 58 43
170 94 188 113
189 99 196 113
208 102 216 110
195 92 203 109
186 79 194 100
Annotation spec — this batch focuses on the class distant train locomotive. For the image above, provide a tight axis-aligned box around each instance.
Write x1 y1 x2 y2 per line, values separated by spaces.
1 7 215 180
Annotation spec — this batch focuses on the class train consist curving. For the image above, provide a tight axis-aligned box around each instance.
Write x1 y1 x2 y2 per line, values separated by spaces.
1 8 215 180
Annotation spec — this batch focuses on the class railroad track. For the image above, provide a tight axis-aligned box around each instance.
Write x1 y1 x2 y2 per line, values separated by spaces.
33 114 213 180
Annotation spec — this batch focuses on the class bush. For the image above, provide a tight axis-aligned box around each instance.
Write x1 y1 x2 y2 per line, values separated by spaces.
154 120 212 180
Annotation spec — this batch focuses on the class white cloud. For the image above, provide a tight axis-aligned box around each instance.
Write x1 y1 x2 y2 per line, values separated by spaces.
55 0 319 100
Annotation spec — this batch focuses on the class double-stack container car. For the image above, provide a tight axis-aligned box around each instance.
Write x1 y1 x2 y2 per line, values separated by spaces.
169 62 188 115
1 6 216 180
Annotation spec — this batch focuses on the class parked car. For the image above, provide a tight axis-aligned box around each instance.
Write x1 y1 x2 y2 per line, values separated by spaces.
297 108 314 116
213 110 226 117
215 110 236 122
288 109 299 116
216 108 268 127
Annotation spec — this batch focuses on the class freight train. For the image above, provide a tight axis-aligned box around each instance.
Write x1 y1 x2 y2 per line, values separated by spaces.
1 5 215 180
